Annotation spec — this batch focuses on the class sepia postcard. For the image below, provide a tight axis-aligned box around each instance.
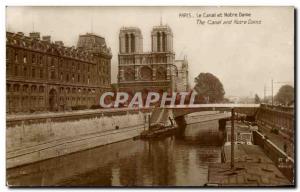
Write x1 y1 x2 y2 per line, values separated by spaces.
6 6 295 187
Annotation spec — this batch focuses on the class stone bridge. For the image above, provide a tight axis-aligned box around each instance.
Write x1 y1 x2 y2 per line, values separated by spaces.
166 104 260 118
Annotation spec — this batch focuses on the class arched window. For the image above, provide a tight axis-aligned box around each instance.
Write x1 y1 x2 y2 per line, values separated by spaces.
23 55 27 63
157 32 161 52
125 34 129 53
22 84 28 92
39 86 44 93
13 84 20 92
162 32 166 52
15 52 18 63
50 71 55 80
131 34 135 53
31 85 37 93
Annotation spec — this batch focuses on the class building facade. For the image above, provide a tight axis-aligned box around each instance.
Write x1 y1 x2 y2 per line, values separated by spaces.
6 31 112 113
118 25 179 94
175 57 189 92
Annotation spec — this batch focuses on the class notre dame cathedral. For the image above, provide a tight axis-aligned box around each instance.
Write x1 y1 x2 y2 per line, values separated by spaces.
117 24 189 94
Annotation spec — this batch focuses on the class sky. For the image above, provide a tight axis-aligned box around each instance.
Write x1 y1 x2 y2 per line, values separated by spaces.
6 6 294 98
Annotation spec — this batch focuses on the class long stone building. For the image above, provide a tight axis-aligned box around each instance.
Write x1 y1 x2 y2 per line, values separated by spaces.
117 24 188 94
6 31 112 113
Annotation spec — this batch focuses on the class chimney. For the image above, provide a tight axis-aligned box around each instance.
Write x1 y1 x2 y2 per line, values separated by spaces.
17 32 24 36
29 32 40 40
42 35 51 43
55 41 64 47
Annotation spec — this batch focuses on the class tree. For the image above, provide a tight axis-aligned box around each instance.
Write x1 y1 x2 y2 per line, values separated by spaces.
254 94 261 104
275 85 294 105
193 73 225 103
222 98 231 103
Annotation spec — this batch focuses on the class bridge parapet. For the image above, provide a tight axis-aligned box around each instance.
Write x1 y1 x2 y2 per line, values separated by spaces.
168 104 260 118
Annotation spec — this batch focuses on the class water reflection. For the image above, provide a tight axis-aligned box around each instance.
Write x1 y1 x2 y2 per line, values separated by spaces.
7 120 221 186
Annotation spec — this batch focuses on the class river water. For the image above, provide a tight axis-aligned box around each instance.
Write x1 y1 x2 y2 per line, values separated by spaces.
7 120 222 186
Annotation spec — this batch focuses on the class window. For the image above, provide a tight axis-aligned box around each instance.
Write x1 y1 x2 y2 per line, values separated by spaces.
23 55 27 63
66 74 69 82
23 67 27 77
40 69 43 78
51 71 55 79
6 49 9 62
77 74 80 83
15 53 18 63
14 66 18 76
131 34 135 52
32 68 35 78
51 57 54 67
39 86 44 93
72 74 75 82
13 84 20 92
162 32 166 52
157 32 161 52
22 85 28 92
31 85 37 92
6 84 11 92
125 34 129 53
32 54 36 64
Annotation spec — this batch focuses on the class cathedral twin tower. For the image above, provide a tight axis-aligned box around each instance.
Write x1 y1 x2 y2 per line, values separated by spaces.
119 25 173 54
118 24 178 93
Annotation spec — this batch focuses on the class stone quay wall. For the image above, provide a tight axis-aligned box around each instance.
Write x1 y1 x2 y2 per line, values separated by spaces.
253 130 294 183
7 109 149 168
